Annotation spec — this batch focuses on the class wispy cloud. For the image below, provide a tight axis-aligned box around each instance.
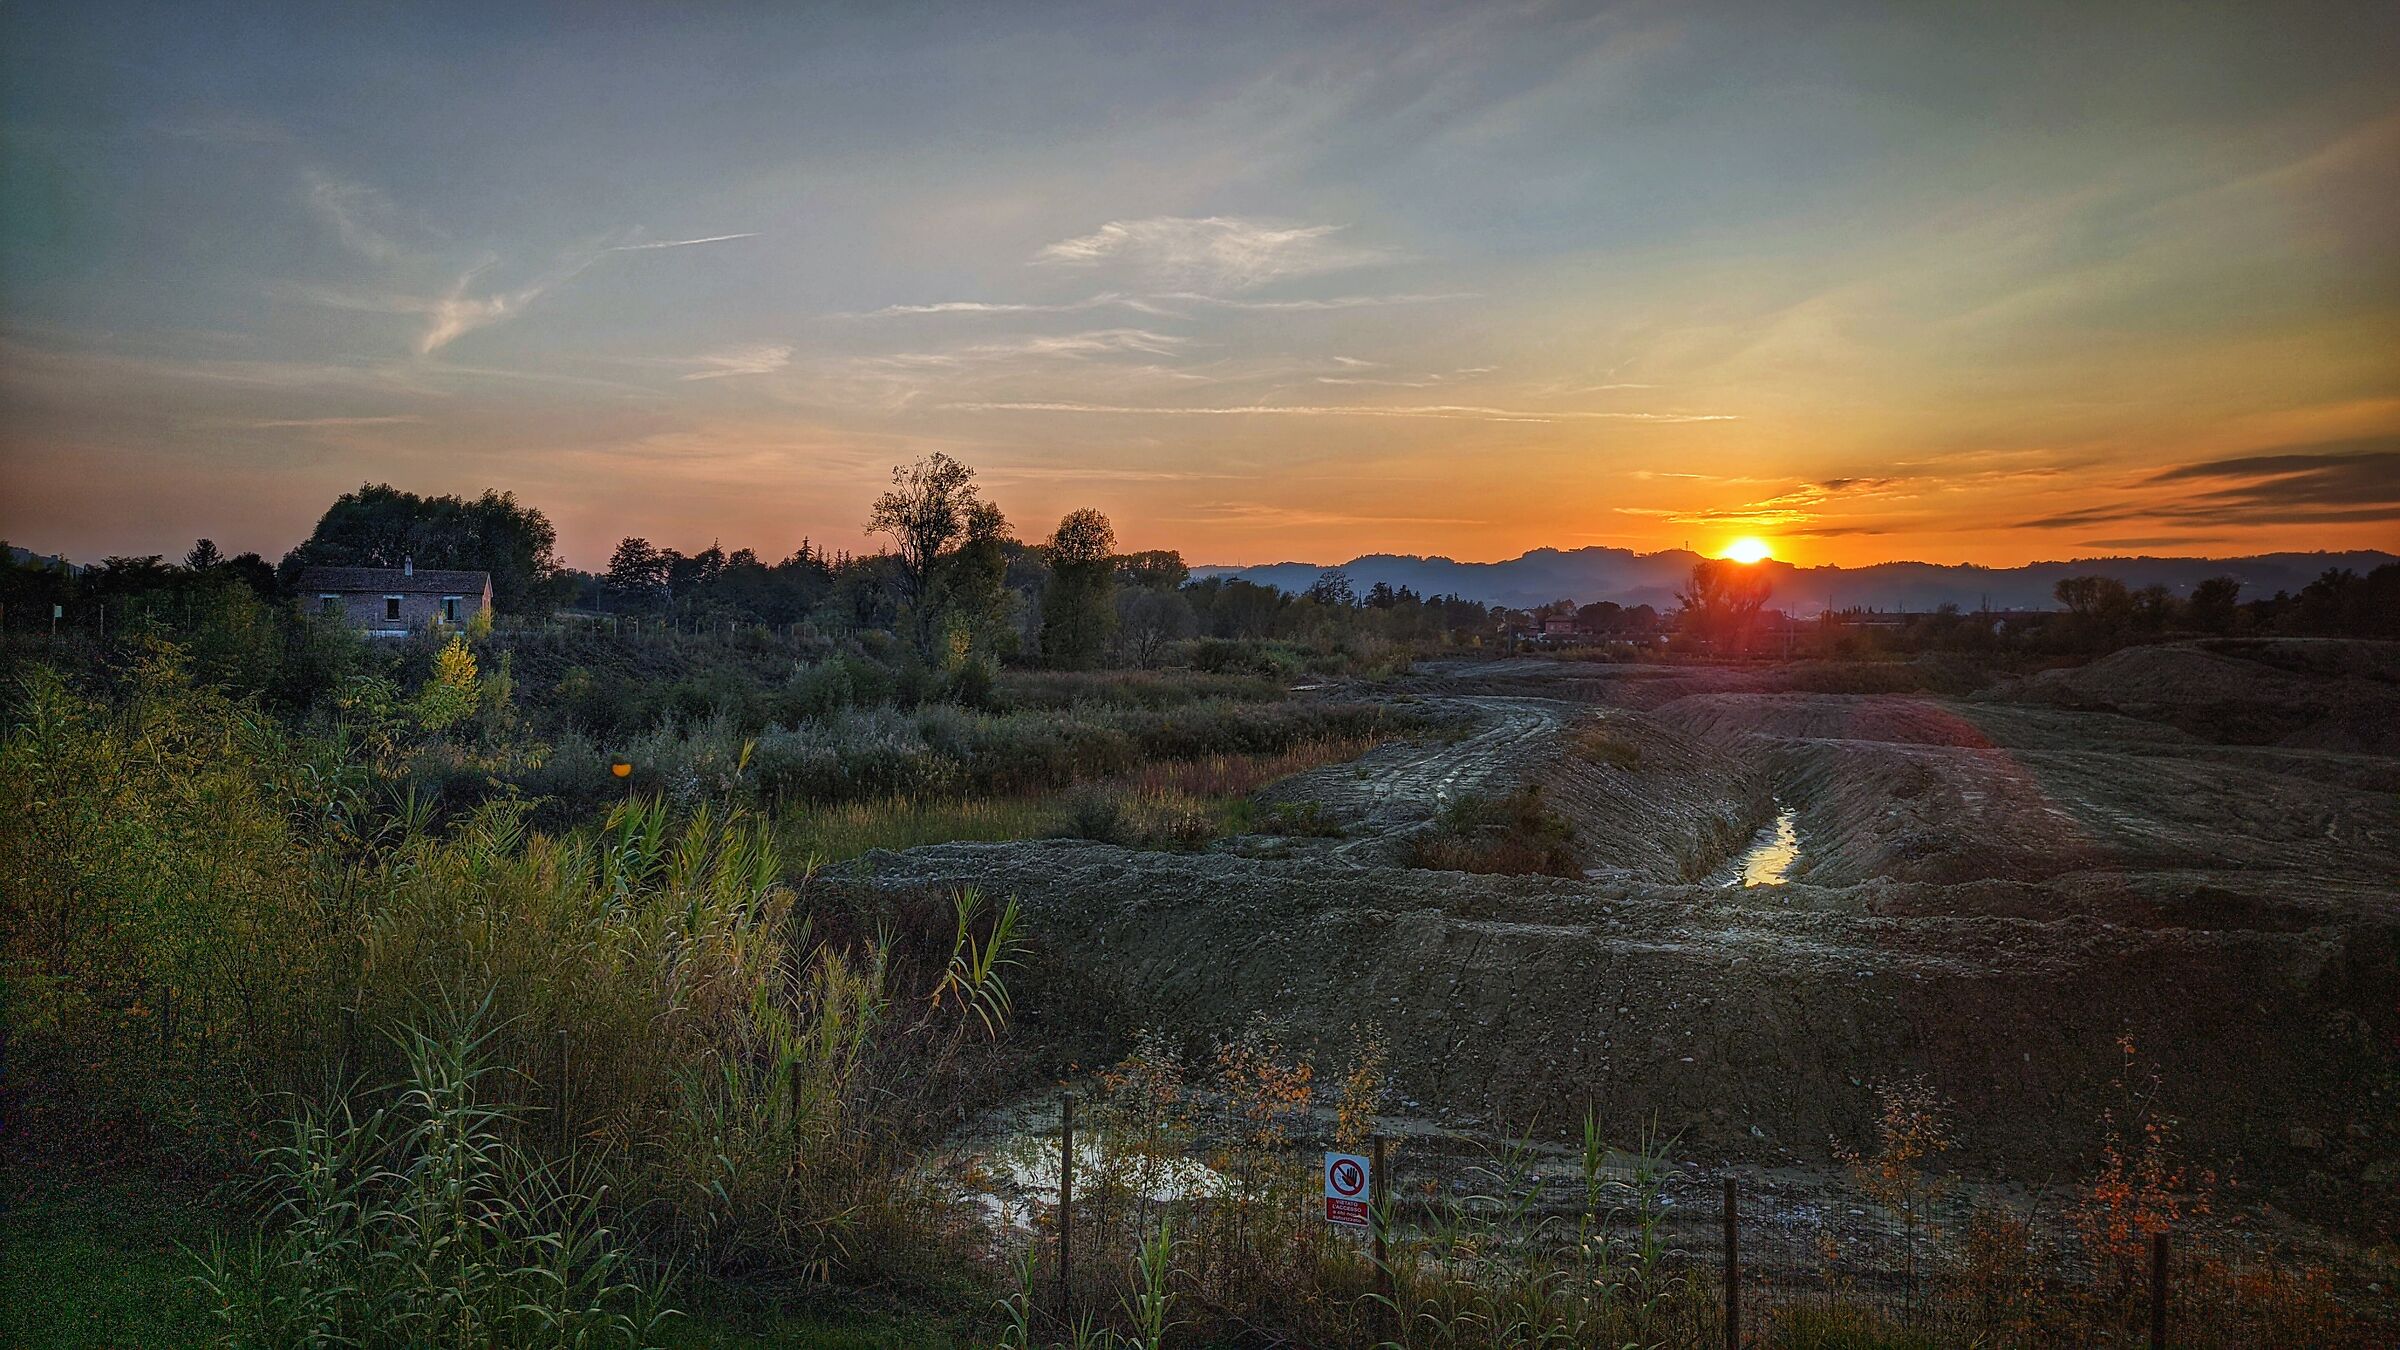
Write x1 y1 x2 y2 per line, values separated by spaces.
1173 501 1486 528
845 289 1463 319
679 343 792 381
1033 216 1392 292
238 414 426 429
979 465 1240 483
608 232 762 252
1615 476 1909 531
1155 290 1473 311
417 265 564 355
845 293 1171 318
865 329 1194 371
2020 439 2400 529
947 400 1734 424
410 232 760 354
304 171 404 262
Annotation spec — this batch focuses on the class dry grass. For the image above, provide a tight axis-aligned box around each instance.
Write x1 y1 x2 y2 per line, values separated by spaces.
779 734 1386 862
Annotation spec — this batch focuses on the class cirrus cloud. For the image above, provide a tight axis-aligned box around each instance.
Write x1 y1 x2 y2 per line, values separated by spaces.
1033 216 1392 292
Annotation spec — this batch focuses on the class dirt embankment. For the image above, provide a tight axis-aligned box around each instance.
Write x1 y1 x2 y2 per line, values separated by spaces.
857 840 2396 1213
853 641 2400 1237
1650 692 2400 896
1991 638 2400 755
1254 694 1771 882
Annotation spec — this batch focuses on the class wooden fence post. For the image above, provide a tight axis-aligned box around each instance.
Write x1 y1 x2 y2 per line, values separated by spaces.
1058 1093 1075 1321
2150 1230 2170 1349
1724 1175 1741 1350
1371 1133 1395 1343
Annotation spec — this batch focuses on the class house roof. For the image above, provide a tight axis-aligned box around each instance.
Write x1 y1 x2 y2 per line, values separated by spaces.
296 565 491 595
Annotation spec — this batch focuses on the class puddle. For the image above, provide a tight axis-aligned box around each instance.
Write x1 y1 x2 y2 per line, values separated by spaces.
1713 805 1800 888
936 1100 1231 1236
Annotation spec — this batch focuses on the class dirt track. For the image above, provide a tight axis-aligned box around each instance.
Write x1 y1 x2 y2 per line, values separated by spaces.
860 640 2400 1241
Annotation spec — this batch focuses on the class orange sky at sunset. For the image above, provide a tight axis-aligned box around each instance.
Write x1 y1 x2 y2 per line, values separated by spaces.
4 5 2395 569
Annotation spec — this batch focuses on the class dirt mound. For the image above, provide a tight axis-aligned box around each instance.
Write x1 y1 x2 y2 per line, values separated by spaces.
843 652 2400 1237
1994 639 2400 753
1253 695 1770 882
850 840 2398 1217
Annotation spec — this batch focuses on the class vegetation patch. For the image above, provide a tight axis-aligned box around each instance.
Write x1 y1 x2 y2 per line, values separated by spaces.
1572 722 1644 770
1404 785 1581 876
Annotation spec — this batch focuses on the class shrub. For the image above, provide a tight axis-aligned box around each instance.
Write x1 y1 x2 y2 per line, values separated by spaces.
1404 786 1579 876
193 1018 671 1348
1063 785 1128 844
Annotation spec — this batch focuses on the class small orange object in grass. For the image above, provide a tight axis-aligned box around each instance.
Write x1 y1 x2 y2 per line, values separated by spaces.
610 760 633 779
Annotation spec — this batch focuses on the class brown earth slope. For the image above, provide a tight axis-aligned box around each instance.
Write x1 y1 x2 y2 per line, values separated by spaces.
855 640 2400 1236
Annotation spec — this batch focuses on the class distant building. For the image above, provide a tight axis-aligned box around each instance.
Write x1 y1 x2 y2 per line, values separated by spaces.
296 558 491 637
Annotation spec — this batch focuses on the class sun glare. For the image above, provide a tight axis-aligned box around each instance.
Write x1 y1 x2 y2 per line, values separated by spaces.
1722 537 1774 564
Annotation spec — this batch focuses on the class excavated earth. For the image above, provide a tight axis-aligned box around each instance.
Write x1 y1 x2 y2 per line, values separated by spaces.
856 640 2400 1247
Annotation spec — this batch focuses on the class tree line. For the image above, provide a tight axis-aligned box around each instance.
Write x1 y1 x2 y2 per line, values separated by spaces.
0 454 1511 671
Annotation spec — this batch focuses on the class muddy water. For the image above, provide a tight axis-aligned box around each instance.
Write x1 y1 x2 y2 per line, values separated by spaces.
1711 804 1800 887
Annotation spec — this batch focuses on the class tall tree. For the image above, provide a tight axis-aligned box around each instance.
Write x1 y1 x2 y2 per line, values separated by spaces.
282 483 562 613
1040 508 1117 669
867 453 981 605
931 501 1017 661
603 538 671 609
1677 559 1773 652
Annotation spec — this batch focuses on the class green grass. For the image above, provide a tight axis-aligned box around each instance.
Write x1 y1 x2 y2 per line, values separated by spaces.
781 792 1066 861
0 1177 216 1349
1 1171 978 1349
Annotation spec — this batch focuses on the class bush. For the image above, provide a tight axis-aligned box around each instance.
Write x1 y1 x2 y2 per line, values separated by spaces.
1405 786 1580 876
1063 785 1128 844
194 1019 671 1348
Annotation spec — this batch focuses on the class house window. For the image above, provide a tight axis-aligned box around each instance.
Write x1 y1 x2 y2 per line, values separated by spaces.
384 596 403 622
442 596 461 624
320 595 341 615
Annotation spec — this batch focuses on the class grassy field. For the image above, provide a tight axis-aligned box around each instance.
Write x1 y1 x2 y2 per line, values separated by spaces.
777 734 1385 862
0 1176 975 1350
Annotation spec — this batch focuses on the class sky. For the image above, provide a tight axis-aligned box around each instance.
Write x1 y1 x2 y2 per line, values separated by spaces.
3 0 2396 570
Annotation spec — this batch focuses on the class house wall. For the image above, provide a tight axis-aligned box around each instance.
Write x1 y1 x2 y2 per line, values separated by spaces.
313 585 491 636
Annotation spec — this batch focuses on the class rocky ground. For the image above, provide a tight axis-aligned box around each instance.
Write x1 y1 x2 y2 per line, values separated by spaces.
855 640 2400 1261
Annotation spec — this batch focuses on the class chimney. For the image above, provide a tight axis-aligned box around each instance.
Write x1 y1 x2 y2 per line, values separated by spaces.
403 555 414 577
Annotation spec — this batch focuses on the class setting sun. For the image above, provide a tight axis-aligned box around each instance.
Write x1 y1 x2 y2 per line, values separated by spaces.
1721 537 1774 564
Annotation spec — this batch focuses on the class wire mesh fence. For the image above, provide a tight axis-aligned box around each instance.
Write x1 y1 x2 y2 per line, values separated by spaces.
972 1086 2382 1349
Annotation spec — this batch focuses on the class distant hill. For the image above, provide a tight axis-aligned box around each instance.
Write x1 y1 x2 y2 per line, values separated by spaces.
1192 547 2400 614
5 545 83 576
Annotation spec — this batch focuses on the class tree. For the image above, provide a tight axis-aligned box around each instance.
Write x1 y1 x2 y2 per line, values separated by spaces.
1575 600 1625 633
412 634 481 733
2053 575 2131 619
283 483 563 613
867 453 981 605
1305 569 1356 608
184 539 224 571
1677 559 1773 652
931 501 1017 662
1116 550 1189 592
1041 508 1118 669
2188 576 2242 633
604 538 671 609
1117 588 1195 669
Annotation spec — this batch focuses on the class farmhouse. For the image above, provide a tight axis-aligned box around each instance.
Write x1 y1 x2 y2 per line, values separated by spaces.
295 558 491 637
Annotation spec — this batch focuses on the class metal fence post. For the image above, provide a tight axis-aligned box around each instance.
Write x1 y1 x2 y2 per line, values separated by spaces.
2151 1230 2170 1348
1724 1175 1741 1350
1058 1092 1075 1321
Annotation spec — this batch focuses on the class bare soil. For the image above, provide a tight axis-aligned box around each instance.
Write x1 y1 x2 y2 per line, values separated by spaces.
855 641 2400 1251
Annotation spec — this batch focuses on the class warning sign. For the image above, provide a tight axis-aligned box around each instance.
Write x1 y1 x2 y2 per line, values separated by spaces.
1324 1151 1371 1227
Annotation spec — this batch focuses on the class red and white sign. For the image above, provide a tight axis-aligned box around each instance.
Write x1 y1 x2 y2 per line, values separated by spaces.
1324 1151 1371 1227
